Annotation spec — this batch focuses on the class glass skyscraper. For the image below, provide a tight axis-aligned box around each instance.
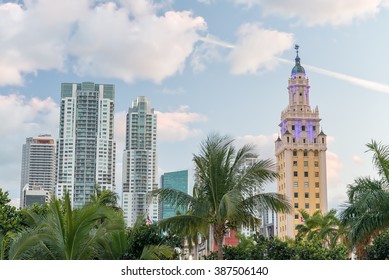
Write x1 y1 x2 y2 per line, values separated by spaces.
56 82 116 208
122 96 158 227
160 170 189 219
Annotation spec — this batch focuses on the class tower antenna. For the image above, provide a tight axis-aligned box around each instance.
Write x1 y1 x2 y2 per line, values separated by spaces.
294 44 299 56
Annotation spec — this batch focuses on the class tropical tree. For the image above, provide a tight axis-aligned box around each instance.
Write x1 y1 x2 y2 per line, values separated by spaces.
125 216 174 260
155 133 291 259
0 188 22 235
8 193 124 260
366 231 389 259
91 186 120 211
340 140 389 259
296 209 347 249
98 215 175 260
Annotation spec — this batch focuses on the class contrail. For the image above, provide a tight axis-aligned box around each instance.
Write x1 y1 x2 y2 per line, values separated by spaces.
277 57 389 95
198 36 235 49
199 36 389 95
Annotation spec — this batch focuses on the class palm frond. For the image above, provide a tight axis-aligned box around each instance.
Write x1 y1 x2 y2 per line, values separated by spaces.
151 188 197 210
158 214 209 237
366 140 389 186
242 192 291 215
140 244 173 260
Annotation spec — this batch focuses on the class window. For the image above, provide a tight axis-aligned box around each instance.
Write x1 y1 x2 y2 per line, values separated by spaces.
305 192 309 198
304 172 308 177
314 151 319 156
287 137 290 143
315 172 319 177
294 192 298 198
303 138 306 143
304 182 309 188
292 125 295 130
315 182 320 188
313 126 316 131
322 138 325 144
315 193 320 198
293 150 297 156
305 203 309 209
302 125 306 131
294 214 299 220
293 138 296 143
293 161 298 166
314 138 317 143
294 182 298 188
294 203 299 209
316 203 320 209
303 150 308 157
314 161 319 167
294 171 298 177
304 161 308 167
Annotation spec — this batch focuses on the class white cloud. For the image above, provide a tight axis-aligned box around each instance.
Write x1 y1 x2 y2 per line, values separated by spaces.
0 93 59 200
191 37 223 73
229 23 293 75
156 105 208 142
0 0 206 85
234 0 386 26
69 3 206 83
326 150 348 210
352 155 364 165
235 134 279 164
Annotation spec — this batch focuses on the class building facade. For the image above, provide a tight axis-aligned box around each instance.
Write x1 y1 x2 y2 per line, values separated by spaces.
20 134 56 208
275 46 328 240
160 170 188 220
122 96 158 227
56 82 116 208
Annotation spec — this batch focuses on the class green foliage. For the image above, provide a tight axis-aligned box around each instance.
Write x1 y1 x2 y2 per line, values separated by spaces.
296 209 347 249
0 188 22 235
340 140 389 259
206 233 348 260
366 231 389 260
125 217 177 260
155 133 291 260
126 219 164 260
8 193 125 260
293 237 348 260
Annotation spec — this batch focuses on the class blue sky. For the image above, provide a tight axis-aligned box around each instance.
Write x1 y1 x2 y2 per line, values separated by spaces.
1 0 389 210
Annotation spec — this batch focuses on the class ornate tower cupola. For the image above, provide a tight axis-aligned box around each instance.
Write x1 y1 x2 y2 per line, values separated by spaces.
291 45 305 77
287 45 310 111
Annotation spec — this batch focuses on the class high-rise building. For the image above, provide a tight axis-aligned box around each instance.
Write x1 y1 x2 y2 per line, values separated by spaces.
160 170 188 220
122 96 158 227
20 134 56 208
275 46 328 240
56 82 116 208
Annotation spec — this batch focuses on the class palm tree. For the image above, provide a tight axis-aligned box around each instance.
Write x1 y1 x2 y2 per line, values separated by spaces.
99 215 174 260
340 140 389 259
296 209 346 249
8 193 124 260
155 133 291 260
91 185 120 211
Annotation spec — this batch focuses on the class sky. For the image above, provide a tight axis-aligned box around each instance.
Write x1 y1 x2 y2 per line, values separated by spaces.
1 0 389 211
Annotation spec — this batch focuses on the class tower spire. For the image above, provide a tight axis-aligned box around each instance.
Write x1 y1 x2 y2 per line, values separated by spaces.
291 44 305 76
295 44 299 57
